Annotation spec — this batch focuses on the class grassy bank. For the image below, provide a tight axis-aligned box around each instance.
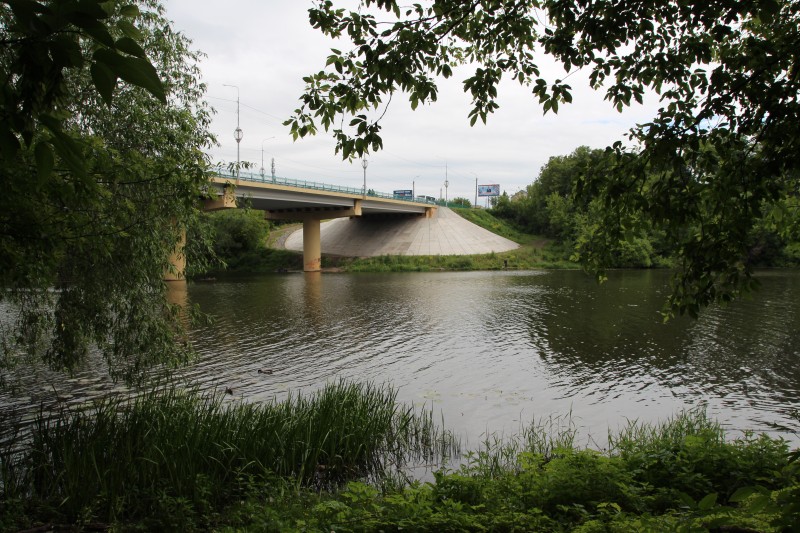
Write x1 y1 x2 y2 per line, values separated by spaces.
1 386 797 531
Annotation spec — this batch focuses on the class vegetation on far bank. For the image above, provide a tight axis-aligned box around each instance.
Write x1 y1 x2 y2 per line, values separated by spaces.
2 382 798 532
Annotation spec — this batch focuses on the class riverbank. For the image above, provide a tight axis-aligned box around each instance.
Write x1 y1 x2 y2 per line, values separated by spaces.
1 383 797 531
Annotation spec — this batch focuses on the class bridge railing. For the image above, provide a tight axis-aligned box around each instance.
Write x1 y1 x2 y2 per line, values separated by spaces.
213 168 437 205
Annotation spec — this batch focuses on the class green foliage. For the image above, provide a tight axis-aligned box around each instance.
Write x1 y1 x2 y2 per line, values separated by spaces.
290 0 800 315
3 402 796 531
450 197 472 208
610 409 791 509
0 381 457 528
0 1 214 382
225 409 796 532
209 210 270 261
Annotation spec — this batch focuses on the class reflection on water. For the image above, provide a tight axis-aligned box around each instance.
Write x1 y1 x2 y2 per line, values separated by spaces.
2 270 799 449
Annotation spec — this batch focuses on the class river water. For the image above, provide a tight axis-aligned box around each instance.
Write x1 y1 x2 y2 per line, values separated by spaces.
2 269 799 449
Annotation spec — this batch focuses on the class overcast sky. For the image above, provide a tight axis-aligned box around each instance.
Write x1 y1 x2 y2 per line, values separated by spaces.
161 0 662 202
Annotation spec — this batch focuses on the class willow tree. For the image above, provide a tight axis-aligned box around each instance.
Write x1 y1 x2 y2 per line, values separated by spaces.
287 0 800 317
0 0 214 382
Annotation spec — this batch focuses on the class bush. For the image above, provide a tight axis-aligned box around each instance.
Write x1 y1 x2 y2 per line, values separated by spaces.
209 209 270 260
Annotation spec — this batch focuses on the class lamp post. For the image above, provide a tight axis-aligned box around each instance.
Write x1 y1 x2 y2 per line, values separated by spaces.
260 137 275 180
361 158 368 196
444 161 449 204
473 173 478 207
223 84 242 180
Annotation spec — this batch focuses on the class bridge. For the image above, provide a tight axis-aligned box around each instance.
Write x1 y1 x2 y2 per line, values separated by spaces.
204 169 437 272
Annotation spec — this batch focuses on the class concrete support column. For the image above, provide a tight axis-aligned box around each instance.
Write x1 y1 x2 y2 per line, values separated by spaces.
165 227 186 281
303 218 322 272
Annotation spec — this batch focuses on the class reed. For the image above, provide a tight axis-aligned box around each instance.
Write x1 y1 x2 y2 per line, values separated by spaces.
0 380 458 525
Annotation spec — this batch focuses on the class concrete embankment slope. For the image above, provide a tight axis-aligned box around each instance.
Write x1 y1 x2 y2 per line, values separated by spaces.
283 207 519 257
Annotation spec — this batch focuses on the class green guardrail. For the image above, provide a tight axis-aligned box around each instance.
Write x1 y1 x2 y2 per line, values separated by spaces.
213 168 437 205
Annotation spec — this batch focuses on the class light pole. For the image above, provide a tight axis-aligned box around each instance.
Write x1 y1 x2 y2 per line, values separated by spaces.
473 173 478 207
260 137 275 180
414 175 419 199
361 158 368 196
223 84 242 180
444 162 449 204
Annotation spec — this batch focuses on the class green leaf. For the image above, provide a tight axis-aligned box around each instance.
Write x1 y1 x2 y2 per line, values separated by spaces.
114 37 147 59
67 12 115 47
0 121 21 159
697 493 717 511
729 486 756 503
4 0 40 31
91 61 117 106
40 115 87 178
94 49 166 103
119 4 140 17
34 141 54 182
117 19 142 39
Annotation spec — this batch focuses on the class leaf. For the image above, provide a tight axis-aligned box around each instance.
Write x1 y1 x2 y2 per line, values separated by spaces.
697 493 717 511
94 49 166 103
117 19 141 39
114 36 147 59
0 121 21 159
91 61 117 106
119 4 140 17
34 141 54 182
4 0 40 30
39 115 87 178
729 486 756 503
67 12 115 47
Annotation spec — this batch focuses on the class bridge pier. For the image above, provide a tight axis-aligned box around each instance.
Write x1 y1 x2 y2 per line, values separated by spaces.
165 227 186 281
302 218 322 272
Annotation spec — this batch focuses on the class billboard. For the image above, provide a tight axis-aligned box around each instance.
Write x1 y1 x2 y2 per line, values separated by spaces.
478 184 500 197
393 189 413 199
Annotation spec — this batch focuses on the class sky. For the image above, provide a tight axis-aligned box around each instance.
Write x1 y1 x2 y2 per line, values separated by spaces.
161 0 663 203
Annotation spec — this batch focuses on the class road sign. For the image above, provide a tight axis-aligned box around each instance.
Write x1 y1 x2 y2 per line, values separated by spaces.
393 189 413 198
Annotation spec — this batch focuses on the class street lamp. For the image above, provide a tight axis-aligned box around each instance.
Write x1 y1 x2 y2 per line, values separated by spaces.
361 158 368 196
223 84 242 180
261 137 275 180
444 161 449 204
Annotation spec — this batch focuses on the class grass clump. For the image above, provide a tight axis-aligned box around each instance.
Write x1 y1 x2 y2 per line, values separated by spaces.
0 380 457 531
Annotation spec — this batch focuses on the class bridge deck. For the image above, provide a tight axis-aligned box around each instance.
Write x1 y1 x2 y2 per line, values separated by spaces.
210 171 434 216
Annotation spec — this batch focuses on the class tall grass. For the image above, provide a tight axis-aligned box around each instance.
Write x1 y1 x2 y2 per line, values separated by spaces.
0 380 458 526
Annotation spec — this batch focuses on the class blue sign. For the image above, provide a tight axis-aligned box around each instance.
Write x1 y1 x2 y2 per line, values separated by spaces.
478 184 500 197
393 189 413 198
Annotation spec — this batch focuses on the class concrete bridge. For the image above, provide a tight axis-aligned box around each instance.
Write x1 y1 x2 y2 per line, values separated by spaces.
205 170 436 272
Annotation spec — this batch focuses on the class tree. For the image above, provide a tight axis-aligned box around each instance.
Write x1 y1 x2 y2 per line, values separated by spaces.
1 1 214 382
288 0 800 317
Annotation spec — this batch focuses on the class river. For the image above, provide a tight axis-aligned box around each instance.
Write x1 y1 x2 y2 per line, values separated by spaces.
2 269 799 449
